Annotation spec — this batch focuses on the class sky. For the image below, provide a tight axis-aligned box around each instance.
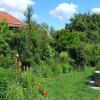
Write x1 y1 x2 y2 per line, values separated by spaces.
0 0 100 29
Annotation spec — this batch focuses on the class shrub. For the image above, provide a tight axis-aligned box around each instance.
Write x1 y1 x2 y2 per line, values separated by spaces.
20 68 35 88
50 63 63 77
0 55 14 68
95 62 100 70
69 47 85 71
0 67 16 100
84 43 100 67
59 51 69 62
59 51 68 59
62 63 71 73
19 68 35 99
39 61 53 78
6 83 24 100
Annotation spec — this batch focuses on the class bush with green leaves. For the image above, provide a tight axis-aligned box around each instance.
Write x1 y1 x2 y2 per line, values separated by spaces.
6 83 24 100
20 68 35 88
95 62 100 70
69 47 85 71
50 62 63 77
59 51 69 61
19 68 36 100
0 67 16 100
0 55 15 68
62 63 71 73
51 29 82 53
38 61 53 78
84 43 100 67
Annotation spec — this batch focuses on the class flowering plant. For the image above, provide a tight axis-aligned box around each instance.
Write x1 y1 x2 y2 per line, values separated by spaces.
35 83 49 95
36 83 42 87
41 90 48 95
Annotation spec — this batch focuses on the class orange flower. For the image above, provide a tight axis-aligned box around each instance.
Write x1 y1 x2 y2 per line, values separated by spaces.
42 90 48 95
36 83 42 87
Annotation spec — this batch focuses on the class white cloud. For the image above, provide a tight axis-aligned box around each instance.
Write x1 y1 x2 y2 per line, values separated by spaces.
0 0 35 21
91 8 100 14
50 2 77 20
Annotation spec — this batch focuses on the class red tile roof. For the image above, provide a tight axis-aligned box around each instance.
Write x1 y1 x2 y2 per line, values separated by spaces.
0 11 25 27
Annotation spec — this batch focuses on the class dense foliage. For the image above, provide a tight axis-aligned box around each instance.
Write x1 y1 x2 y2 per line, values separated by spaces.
55 13 100 67
0 9 100 99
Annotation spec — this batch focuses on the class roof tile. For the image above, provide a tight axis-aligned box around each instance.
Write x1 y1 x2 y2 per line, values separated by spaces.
0 11 25 26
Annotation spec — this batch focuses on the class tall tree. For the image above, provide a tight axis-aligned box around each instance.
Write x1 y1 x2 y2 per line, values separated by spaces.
65 13 100 43
24 6 33 30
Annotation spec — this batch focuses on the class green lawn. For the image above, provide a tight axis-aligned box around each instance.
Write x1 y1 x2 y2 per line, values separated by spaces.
35 68 100 100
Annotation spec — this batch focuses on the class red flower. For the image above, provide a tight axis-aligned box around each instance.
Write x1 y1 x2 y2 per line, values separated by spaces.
42 90 48 95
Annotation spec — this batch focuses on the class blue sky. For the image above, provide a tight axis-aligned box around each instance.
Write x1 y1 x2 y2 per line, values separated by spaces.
0 0 100 29
34 0 100 29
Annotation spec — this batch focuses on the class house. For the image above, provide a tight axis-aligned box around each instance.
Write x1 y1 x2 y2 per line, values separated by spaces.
0 11 26 29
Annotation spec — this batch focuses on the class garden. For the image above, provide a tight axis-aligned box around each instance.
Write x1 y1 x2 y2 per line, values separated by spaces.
0 7 100 100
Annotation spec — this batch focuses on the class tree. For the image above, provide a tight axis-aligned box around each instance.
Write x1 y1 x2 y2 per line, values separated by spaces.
65 13 100 43
51 29 82 53
24 6 33 30
66 13 88 32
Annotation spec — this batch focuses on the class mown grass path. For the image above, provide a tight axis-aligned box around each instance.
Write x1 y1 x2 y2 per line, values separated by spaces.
35 68 100 100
